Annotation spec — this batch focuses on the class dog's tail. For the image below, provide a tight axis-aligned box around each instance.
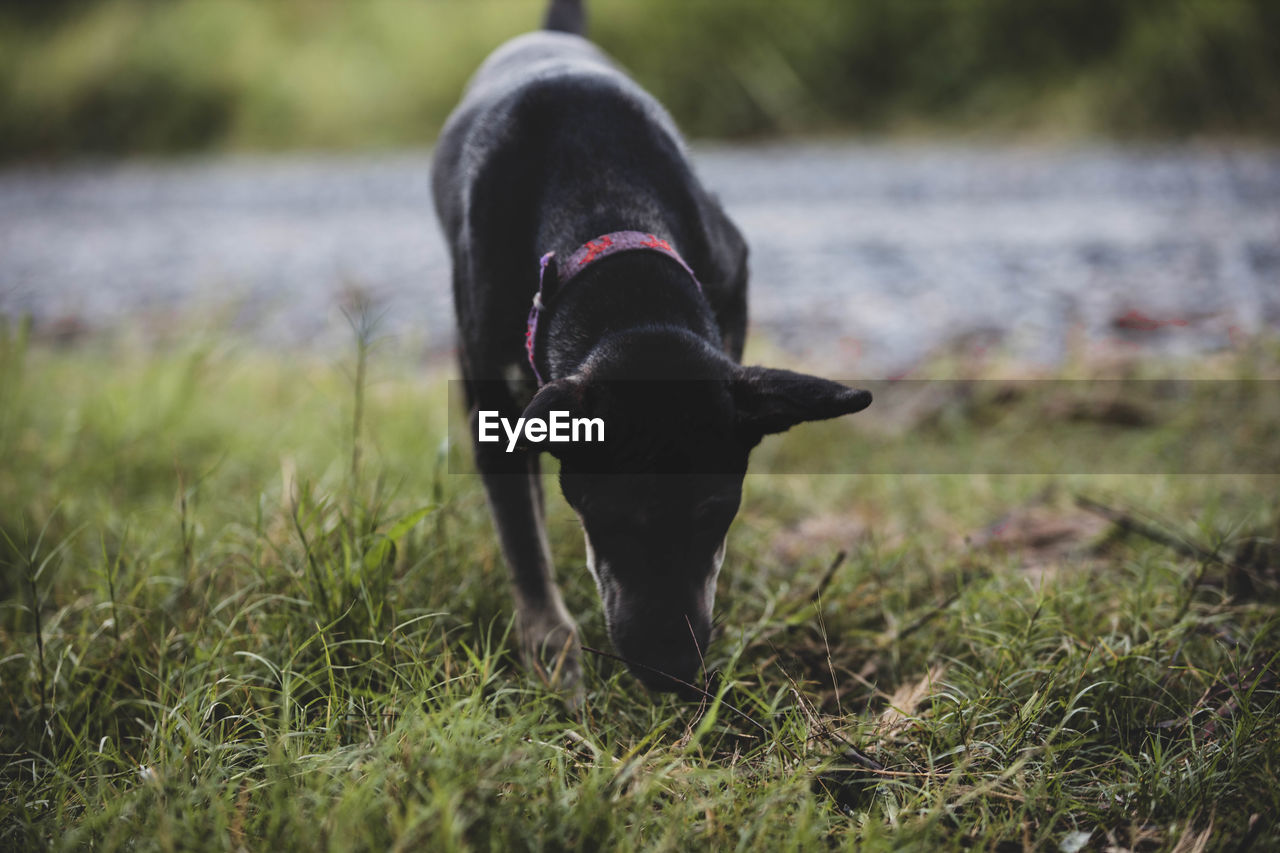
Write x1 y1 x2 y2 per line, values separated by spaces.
544 0 586 35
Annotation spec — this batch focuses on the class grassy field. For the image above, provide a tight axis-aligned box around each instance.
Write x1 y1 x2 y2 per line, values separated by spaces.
2 318 1279 850
2 0 1279 159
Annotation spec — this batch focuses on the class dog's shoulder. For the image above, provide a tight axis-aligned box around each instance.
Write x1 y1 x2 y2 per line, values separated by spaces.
433 31 687 242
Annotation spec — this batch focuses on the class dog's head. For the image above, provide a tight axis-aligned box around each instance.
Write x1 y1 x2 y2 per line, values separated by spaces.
520 330 871 695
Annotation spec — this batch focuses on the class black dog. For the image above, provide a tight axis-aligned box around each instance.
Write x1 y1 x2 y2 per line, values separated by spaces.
432 0 871 696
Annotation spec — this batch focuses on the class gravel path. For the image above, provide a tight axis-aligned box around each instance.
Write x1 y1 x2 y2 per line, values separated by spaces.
2 143 1277 373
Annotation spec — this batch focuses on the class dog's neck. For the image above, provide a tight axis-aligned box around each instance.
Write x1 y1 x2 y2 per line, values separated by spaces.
536 248 722 382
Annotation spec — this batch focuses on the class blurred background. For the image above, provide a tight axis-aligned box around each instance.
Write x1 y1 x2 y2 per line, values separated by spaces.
4 0 1280 154
2 0 1278 372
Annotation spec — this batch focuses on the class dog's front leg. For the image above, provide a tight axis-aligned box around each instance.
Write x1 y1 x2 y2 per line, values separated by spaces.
471 415 581 695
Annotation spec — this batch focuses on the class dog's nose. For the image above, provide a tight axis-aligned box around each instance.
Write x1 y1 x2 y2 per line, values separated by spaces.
631 650 705 699
613 622 709 698
607 595 712 698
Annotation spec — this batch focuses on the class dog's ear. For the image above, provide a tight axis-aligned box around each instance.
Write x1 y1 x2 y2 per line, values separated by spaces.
733 366 871 440
512 376 586 455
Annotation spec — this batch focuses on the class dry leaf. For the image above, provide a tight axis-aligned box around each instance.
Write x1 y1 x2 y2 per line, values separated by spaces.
970 505 1109 582
1169 815 1213 853
875 664 946 738
772 513 869 564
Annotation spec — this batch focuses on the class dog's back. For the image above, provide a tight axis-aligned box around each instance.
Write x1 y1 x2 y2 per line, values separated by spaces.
431 4 746 381
432 31 689 260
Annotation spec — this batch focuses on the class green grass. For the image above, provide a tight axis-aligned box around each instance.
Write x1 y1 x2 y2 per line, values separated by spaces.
2 0 1279 159
2 317 1279 850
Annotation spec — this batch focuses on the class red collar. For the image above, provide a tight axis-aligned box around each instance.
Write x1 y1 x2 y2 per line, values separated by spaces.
525 231 702 385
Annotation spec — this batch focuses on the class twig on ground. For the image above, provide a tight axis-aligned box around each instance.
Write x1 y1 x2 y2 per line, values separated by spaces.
782 677 885 772
1076 494 1234 569
1076 494 1248 621
808 550 848 604
894 591 962 644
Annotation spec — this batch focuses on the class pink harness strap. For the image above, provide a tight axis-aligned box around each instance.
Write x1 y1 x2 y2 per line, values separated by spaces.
525 230 703 385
